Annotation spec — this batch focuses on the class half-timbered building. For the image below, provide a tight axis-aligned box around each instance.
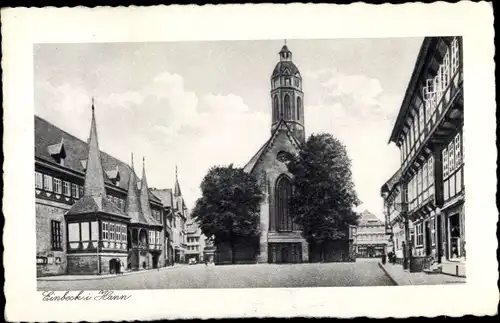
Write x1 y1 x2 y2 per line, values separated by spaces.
35 103 168 276
382 36 464 276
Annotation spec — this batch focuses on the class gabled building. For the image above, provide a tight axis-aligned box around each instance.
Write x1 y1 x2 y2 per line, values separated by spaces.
150 168 188 264
353 210 388 258
35 103 165 276
382 37 464 276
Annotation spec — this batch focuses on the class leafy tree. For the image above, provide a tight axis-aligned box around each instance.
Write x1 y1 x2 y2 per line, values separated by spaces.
192 164 263 264
287 133 360 261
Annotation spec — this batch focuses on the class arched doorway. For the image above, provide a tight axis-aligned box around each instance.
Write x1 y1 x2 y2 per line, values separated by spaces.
109 259 117 274
109 258 121 274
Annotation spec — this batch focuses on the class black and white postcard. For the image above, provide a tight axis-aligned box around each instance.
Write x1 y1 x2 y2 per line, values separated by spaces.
2 2 497 321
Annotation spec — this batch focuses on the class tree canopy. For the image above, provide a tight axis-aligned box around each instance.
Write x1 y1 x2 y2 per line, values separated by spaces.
287 133 360 246
191 164 263 252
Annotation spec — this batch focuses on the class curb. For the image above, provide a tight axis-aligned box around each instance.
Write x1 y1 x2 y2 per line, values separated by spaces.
37 265 184 282
378 262 399 286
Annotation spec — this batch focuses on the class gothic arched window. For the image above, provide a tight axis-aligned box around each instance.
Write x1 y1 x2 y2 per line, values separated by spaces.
284 94 291 120
275 175 293 231
273 95 279 121
296 97 302 121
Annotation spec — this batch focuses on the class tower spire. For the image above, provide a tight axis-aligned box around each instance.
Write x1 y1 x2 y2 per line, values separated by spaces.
125 152 142 222
83 99 106 197
174 165 182 197
139 156 155 223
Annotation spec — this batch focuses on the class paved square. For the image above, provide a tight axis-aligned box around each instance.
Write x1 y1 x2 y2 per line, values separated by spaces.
37 259 394 290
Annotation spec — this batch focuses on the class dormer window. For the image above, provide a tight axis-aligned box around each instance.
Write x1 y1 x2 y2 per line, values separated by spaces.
47 139 66 166
80 159 87 171
106 166 121 186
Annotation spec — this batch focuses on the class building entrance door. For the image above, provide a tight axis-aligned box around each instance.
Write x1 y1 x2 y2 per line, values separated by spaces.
424 221 431 256
436 215 443 263
268 243 302 263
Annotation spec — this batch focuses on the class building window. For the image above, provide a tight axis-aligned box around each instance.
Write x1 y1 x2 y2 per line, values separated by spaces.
451 38 460 76
430 218 436 246
273 95 279 120
51 220 62 250
43 175 53 192
275 175 293 231
283 94 291 120
448 141 455 174
285 78 290 86
110 223 115 241
416 223 423 246
296 97 302 121
53 178 62 194
63 181 71 196
35 172 43 189
442 148 449 178
102 222 108 240
455 133 462 166
71 183 79 198
442 48 451 89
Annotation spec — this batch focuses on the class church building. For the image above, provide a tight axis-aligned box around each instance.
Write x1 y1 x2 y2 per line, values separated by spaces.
242 44 309 264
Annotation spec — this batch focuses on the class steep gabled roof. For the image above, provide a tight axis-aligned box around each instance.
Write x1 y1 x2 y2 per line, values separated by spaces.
243 119 302 174
66 105 128 219
139 158 162 226
125 155 147 224
35 115 161 204
151 189 174 209
358 210 384 226
67 196 127 218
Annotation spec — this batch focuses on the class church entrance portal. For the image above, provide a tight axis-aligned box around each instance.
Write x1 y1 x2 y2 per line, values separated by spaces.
268 243 302 263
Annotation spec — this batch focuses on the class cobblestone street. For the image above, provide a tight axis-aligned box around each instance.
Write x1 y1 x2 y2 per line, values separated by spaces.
38 259 394 290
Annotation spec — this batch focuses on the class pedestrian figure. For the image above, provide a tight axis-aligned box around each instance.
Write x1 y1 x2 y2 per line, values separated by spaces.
204 258 208 266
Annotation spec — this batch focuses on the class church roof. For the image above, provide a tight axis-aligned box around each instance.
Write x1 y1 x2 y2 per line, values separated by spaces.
358 210 384 226
272 61 301 78
243 119 302 174
35 115 162 205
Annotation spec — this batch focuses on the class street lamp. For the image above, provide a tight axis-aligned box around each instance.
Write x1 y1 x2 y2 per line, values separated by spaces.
393 185 412 271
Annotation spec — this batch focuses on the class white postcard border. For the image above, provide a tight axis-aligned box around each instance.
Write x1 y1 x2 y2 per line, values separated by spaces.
2 3 497 320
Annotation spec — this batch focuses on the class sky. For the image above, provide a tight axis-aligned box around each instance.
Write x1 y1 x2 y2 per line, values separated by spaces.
34 38 423 220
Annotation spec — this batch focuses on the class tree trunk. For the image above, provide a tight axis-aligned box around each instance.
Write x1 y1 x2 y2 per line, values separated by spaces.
321 242 326 263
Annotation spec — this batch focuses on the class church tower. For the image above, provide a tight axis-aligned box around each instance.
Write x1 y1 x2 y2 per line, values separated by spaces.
270 43 305 142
